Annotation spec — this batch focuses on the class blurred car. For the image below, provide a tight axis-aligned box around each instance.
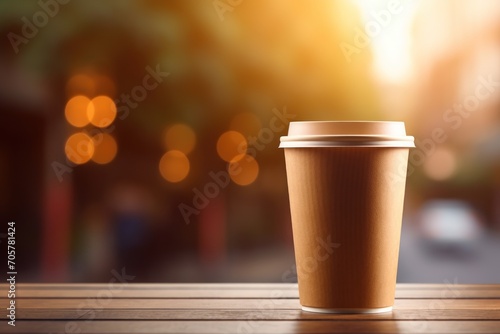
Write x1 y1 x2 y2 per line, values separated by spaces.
417 200 485 258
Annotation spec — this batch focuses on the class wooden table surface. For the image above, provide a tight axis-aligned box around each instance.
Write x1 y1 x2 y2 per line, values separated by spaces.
0 283 499 333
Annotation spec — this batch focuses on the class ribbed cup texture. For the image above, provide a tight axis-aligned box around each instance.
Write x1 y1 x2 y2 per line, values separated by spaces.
284 147 409 309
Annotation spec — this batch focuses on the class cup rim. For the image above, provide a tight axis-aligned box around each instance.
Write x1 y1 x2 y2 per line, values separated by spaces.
280 121 415 148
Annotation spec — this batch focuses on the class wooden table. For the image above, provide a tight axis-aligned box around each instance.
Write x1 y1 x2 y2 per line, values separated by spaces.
1 283 499 333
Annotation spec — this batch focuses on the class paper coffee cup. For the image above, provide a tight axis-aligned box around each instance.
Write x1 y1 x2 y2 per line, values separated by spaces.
280 121 414 313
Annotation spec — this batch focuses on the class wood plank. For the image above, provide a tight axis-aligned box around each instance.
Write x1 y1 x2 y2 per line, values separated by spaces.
7 298 500 310
396 284 500 290
1 284 498 334
2 320 500 334
10 289 499 299
12 288 300 299
3 284 499 299
7 283 500 290
16 308 500 321
395 289 500 299
2 283 300 290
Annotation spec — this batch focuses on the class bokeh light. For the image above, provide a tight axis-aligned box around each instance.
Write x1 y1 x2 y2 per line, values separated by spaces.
94 75 117 97
91 133 118 165
65 132 95 165
423 147 458 181
66 74 96 98
66 74 116 98
216 131 247 162
228 154 259 186
164 124 196 154
159 150 190 183
229 112 262 136
65 95 92 127
87 96 117 128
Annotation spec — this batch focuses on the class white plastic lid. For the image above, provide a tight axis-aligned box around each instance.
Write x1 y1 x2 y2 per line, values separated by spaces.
279 121 415 148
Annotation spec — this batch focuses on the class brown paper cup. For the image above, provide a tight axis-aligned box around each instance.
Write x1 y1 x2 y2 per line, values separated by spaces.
280 121 414 314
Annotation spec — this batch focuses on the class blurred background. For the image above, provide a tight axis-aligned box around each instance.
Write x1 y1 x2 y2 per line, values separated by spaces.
1 0 499 283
